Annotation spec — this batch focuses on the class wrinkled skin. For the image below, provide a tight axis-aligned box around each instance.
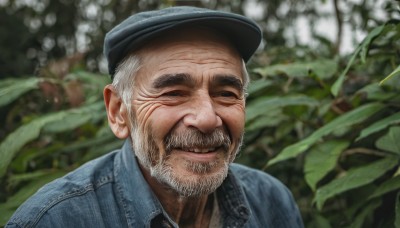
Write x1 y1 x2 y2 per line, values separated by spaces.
104 27 246 227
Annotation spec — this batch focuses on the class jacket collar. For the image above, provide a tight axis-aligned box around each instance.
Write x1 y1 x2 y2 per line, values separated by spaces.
113 140 176 227
217 169 251 226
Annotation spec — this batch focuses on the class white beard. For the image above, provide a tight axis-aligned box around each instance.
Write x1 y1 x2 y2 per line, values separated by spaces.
129 120 241 197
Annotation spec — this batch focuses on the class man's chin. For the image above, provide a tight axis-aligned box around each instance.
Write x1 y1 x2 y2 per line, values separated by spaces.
150 161 229 197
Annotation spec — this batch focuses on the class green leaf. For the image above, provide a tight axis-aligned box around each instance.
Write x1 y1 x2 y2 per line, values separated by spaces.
357 83 397 101
304 141 350 192
369 176 400 199
246 108 287 131
247 79 274 95
350 198 382 228
246 95 319 122
8 170 53 186
0 122 42 177
396 191 400 228
43 108 105 133
69 70 110 103
0 77 40 107
0 102 104 177
0 208 14 226
60 132 115 154
314 156 399 210
82 138 124 163
357 112 400 141
71 70 109 87
375 126 400 154
380 65 400 85
254 59 337 79
309 213 332 228
268 103 384 166
43 114 92 133
331 24 386 96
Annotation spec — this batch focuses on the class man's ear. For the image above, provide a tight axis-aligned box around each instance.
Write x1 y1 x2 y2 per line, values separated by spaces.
103 85 130 139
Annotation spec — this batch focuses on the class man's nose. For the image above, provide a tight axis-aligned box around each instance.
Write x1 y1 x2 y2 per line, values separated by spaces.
183 95 222 133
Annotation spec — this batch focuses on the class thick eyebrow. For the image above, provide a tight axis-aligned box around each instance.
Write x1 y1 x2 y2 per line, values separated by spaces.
212 74 244 92
152 73 195 89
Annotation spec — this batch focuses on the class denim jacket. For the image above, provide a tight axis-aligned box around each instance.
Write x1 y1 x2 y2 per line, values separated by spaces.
6 140 303 228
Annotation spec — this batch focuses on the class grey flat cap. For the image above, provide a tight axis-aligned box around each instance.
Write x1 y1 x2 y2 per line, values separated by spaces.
104 6 262 77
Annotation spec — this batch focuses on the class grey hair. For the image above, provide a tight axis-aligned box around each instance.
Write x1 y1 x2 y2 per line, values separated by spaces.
241 60 250 97
112 54 141 105
112 53 250 104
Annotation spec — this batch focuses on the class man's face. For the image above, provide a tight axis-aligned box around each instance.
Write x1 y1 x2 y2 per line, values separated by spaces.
128 28 245 197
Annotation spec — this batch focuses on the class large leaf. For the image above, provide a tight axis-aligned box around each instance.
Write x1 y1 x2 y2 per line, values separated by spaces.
43 108 105 133
246 95 319 122
0 77 40 107
268 103 384 166
375 126 400 155
43 113 93 133
368 176 400 199
357 112 400 141
331 24 386 96
0 102 104 177
314 156 399 210
304 140 350 192
254 59 338 79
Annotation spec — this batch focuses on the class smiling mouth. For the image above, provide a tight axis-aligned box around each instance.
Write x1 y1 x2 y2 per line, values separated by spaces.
179 147 217 153
172 146 222 163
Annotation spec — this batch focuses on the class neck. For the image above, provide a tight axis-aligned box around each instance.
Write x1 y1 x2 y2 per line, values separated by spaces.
160 192 214 228
140 165 214 227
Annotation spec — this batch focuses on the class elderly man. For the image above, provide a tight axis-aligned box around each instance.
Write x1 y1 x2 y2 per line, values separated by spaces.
7 6 303 228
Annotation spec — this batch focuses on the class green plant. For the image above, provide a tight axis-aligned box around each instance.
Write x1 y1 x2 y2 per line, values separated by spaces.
238 21 400 227
0 67 124 224
1 18 399 228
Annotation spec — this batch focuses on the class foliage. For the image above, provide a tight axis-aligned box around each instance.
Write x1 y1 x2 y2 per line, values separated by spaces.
237 20 400 227
0 0 394 77
0 68 123 224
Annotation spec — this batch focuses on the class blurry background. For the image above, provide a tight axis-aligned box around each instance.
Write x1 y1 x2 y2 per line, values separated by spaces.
0 0 395 77
1 0 400 227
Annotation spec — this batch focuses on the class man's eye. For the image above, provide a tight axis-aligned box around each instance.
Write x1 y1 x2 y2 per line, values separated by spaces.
219 91 238 98
162 91 185 97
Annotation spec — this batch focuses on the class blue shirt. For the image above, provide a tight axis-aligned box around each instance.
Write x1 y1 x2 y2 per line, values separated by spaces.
6 140 303 228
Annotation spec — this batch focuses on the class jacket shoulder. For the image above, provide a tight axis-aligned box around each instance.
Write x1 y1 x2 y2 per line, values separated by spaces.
6 150 120 228
230 163 287 191
229 163 304 227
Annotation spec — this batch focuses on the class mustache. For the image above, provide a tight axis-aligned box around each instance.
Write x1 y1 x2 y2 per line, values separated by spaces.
164 128 231 152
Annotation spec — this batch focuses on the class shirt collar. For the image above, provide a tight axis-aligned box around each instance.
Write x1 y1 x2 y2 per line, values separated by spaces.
217 169 251 226
113 139 176 227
